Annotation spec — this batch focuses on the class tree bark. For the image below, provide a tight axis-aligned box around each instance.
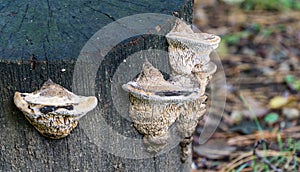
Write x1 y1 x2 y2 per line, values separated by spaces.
0 1 194 171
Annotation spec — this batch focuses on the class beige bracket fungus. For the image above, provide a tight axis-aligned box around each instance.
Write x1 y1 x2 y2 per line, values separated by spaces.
166 19 220 90
123 19 220 160
14 79 98 139
122 60 201 152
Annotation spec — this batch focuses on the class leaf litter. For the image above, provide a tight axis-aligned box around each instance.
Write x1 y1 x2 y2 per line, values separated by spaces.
192 0 300 171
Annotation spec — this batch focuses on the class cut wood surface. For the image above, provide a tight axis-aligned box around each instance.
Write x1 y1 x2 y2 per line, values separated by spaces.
0 0 194 171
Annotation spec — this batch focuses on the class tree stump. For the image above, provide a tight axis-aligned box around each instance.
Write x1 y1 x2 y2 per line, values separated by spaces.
0 1 194 171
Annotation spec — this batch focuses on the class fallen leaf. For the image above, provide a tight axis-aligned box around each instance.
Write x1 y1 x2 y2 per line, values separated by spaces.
269 96 289 109
194 139 236 159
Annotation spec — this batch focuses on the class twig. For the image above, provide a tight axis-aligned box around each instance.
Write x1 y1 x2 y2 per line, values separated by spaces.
220 147 299 171
227 126 300 146
253 140 282 172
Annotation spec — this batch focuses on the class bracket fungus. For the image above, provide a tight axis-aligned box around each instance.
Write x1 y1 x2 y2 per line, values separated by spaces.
14 79 98 139
166 19 220 92
122 60 201 152
123 19 220 161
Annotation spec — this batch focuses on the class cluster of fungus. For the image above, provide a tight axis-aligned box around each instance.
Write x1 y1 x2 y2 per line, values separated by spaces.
13 19 220 162
122 19 220 160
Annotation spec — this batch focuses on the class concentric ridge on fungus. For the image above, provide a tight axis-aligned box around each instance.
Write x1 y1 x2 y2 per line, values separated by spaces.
14 79 98 139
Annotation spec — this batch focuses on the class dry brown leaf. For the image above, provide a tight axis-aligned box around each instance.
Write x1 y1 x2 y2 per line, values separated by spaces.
194 139 236 159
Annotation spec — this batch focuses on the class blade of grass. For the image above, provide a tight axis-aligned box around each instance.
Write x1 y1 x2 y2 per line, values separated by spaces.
277 133 284 152
239 95 263 130
240 94 266 150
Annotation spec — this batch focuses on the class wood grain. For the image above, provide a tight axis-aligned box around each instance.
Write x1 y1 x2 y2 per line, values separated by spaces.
0 0 194 171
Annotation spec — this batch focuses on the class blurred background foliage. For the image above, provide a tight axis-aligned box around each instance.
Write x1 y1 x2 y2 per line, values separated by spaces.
192 0 300 171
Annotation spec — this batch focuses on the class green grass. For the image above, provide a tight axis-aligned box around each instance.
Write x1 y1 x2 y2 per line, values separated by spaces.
235 95 300 171
241 0 300 11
